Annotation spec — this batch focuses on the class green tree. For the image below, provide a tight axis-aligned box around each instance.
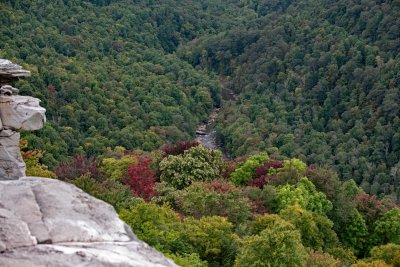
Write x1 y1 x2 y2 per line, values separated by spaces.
277 177 333 214
159 145 223 189
100 155 137 181
340 208 369 256
274 158 307 185
280 204 338 249
230 153 269 185
350 260 392 267
235 214 307 267
182 216 236 267
166 253 207 267
172 181 252 225
370 243 400 267
373 208 400 245
325 247 357 266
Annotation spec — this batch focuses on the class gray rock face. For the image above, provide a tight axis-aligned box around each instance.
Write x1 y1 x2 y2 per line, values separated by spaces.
0 59 46 180
0 242 177 267
0 177 178 267
0 59 30 85
0 130 25 179
0 95 46 131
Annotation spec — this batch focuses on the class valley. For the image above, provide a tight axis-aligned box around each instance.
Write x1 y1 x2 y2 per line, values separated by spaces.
1 0 399 266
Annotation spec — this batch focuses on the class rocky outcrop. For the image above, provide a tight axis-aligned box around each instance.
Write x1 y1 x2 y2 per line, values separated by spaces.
0 59 46 180
0 177 178 267
0 59 31 86
0 95 46 131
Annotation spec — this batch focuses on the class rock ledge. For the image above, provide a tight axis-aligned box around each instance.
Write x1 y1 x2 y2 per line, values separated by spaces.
0 177 177 267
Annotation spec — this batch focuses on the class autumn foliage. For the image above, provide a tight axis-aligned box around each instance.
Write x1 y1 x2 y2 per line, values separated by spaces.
160 140 200 157
124 156 156 201
248 160 283 188
55 154 102 180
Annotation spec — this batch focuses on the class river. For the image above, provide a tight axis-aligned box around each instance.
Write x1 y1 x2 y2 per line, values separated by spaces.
195 108 230 159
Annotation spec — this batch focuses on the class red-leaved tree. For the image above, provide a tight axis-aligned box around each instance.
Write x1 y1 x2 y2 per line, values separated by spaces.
55 154 102 180
248 160 283 188
124 156 156 201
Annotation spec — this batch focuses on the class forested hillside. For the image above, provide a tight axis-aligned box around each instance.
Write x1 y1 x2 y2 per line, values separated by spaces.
179 0 400 199
2 0 399 199
3 0 400 265
0 0 253 167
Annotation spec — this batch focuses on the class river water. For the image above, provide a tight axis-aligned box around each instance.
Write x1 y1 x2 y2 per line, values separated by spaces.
195 108 230 158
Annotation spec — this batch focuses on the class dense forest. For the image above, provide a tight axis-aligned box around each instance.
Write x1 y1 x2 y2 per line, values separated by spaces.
0 0 253 166
2 0 400 265
1 0 399 199
23 142 400 266
179 0 400 200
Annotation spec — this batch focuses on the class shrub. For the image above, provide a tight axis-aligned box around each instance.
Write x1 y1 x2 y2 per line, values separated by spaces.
23 149 57 178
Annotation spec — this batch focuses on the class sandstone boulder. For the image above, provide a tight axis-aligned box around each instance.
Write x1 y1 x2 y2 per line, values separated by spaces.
0 95 46 131
0 177 178 267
